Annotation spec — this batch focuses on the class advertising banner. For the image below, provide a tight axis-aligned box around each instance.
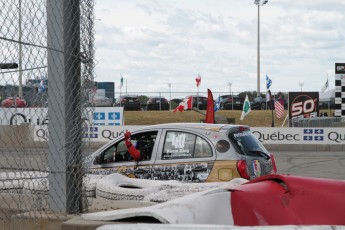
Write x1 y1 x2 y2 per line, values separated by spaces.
288 92 319 120
33 125 345 145
34 125 143 142
251 127 345 145
0 107 124 126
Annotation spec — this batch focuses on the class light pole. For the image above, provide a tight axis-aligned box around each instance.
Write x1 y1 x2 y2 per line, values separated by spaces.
254 0 268 96
168 83 171 110
228 82 233 110
228 82 232 95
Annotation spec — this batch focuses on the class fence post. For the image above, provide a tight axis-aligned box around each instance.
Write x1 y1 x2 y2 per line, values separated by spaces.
47 0 82 213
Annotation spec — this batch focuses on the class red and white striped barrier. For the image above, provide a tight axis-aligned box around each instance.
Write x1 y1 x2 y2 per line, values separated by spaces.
97 224 345 230
83 174 345 226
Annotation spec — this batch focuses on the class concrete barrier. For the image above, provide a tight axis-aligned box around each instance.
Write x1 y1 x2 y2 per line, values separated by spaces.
0 125 33 148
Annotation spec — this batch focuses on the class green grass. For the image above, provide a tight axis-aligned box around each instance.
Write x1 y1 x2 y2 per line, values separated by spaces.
123 109 291 127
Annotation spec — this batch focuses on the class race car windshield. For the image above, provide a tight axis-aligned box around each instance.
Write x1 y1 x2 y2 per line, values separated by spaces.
228 131 269 158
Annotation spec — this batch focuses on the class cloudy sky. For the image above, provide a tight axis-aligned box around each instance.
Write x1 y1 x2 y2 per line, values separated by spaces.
94 0 345 96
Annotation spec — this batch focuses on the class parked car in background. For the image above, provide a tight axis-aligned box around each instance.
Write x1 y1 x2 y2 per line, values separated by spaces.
215 95 244 110
146 96 169 111
184 95 208 110
89 96 113 107
170 98 182 107
86 123 277 182
1 97 27 108
251 95 288 110
251 96 268 110
114 95 141 111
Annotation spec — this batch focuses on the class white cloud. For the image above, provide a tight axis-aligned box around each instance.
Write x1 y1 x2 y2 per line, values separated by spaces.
95 0 345 97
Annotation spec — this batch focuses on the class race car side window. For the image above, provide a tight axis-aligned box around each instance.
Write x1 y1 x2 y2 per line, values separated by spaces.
194 136 212 158
128 131 157 161
162 131 212 160
94 146 116 164
93 140 135 164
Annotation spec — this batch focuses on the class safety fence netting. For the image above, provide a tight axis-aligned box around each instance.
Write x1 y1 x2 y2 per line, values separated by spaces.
0 0 96 225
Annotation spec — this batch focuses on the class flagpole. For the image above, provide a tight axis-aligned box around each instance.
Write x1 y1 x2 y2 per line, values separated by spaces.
120 88 122 107
282 113 288 127
271 102 274 127
268 90 274 127
119 74 123 106
195 74 201 110
197 87 199 110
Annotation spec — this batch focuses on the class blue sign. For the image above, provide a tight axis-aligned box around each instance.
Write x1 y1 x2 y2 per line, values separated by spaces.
314 136 324 141
314 129 324 134
108 112 120 120
303 136 313 141
303 128 324 142
94 112 105 120
303 129 313 134
90 127 98 132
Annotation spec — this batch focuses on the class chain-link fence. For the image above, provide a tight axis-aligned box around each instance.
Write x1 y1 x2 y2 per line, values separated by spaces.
0 0 96 226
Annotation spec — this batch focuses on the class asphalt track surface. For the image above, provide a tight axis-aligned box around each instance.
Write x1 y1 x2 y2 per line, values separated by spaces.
273 150 345 180
0 149 344 180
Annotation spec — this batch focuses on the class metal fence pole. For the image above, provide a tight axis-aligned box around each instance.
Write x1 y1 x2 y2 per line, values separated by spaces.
47 0 82 213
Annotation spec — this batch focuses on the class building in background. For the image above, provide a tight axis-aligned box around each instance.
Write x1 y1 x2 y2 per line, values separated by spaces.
95 82 115 103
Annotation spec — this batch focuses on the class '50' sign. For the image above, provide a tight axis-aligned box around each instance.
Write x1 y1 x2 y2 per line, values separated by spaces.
289 92 319 119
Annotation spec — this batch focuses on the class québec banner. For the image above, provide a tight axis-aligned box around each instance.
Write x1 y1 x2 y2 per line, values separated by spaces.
33 125 345 145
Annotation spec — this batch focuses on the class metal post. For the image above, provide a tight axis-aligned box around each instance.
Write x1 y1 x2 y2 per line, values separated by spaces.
18 0 23 98
168 83 171 110
47 0 82 213
257 3 260 97
254 0 268 96
197 87 199 110
228 82 233 110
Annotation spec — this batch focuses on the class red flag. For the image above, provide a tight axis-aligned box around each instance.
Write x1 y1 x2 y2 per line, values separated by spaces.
274 98 284 119
204 89 215 123
195 74 201 87
173 96 193 112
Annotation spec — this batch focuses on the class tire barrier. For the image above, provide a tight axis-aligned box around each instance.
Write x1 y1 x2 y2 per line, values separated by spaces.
0 180 23 194
0 171 48 194
95 173 182 202
145 178 247 203
23 178 49 195
95 173 248 204
0 171 247 210
0 171 103 198
83 174 105 198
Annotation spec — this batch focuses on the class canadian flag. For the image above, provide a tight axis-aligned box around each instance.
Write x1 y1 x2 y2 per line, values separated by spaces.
195 74 201 87
173 96 193 112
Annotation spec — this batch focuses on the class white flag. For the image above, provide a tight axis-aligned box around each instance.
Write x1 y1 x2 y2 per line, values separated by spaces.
240 94 251 121
321 78 328 93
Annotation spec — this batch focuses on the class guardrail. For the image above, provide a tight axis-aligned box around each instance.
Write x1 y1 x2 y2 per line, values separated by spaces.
290 117 345 127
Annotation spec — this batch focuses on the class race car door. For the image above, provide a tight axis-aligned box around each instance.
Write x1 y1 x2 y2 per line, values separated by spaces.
152 129 216 182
